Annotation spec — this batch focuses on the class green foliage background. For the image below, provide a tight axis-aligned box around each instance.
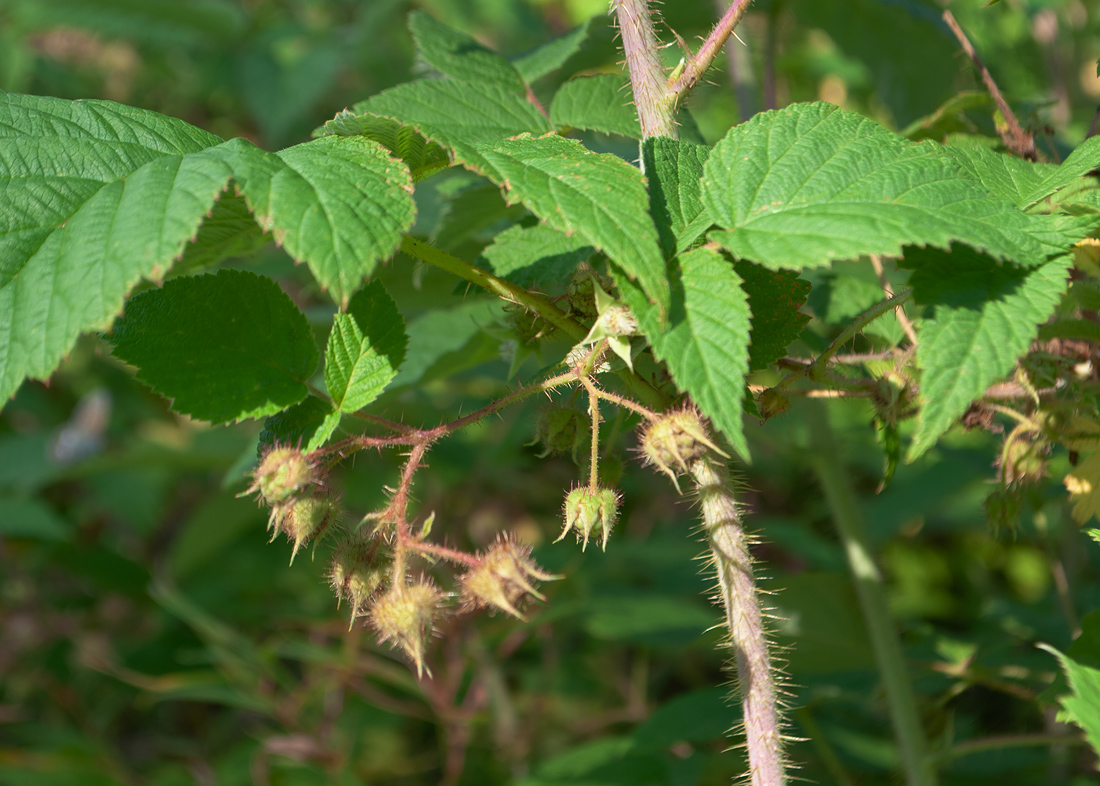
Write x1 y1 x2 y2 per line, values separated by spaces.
3 0 1100 784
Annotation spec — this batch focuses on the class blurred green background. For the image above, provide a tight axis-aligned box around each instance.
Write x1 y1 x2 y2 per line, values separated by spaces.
3 0 1100 784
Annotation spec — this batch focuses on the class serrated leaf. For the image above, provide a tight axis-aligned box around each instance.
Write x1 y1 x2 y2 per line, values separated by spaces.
512 19 592 83
408 11 525 93
735 261 810 371
1021 136 1100 210
616 248 751 459
316 112 449 181
358 80 550 176
702 102 1079 272
433 180 526 253
208 135 416 306
259 396 341 454
1039 643 1100 759
390 300 503 388
109 269 318 424
642 136 710 257
940 145 1052 208
0 90 233 405
174 191 267 273
906 246 1071 460
479 134 669 318
325 280 407 413
480 224 594 291
550 75 639 138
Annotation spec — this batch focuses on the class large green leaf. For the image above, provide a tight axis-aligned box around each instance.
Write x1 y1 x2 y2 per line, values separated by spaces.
512 19 592 83
480 224 594 291
325 280 407 414
206 135 416 306
408 11 525 93
109 269 319 424
550 75 639 138
736 261 810 371
642 136 710 257
316 112 449 182
0 91 233 405
479 134 670 318
1021 135 1100 210
617 248 752 459
906 246 1071 460
940 145 1053 208
702 102 1077 271
259 396 341 455
358 80 550 176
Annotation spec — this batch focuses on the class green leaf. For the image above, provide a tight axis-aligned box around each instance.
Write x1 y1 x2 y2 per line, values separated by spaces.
940 145 1052 208
1021 135 1100 210
390 300 503 388
174 191 267 273
735 261 810 371
109 269 319 424
408 11 525 93
325 280 407 414
316 112 449 181
480 134 669 318
358 80 551 176
0 90 233 405
702 102 1072 272
480 224 594 291
617 248 752 459
906 246 1071 460
1039 643 1100 759
259 396 341 454
550 75 639 138
0 497 71 541
642 136 710 257
209 135 416 306
512 19 592 83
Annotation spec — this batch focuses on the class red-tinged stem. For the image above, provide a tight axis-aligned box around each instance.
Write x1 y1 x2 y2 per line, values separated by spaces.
613 0 677 138
691 454 785 786
669 0 754 100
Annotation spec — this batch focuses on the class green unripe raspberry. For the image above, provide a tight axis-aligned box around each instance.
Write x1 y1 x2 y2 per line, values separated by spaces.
247 445 321 505
530 405 589 462
369 580 445 677
459 535 558 619
640 408 725 491
557 485 620 551
329 534 389 629
273 491 337 564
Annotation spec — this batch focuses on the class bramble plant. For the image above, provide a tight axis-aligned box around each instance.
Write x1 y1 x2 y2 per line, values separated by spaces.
5 1 1100 784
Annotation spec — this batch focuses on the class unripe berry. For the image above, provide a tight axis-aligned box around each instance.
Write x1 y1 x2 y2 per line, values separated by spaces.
272 491 337 564
557 485 620 551
639 408 725 491
329 534 389 628
459 535 559 619
369 579 445 677
757 388 789 421
245 445 322 505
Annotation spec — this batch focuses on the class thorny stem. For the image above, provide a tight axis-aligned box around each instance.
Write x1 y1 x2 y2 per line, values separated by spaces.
806 402 937 786
614 0 753 140
775 288 913 393
942 11 1036 161
691 454 785 786
585 383 601 489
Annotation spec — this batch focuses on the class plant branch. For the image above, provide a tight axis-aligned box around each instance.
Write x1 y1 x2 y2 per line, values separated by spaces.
806 401 937 786
691 454 786 786
775 288 913 392
942 11 1036 160
669 0 754 102
613 0 677 138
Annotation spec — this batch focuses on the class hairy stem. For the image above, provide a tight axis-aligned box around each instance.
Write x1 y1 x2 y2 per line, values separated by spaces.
691 454 786 786
669 0 754 101
613 0 676 138
805 402 937 786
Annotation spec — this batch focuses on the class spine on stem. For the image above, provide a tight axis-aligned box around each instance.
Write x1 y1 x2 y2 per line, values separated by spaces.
692 454 786 786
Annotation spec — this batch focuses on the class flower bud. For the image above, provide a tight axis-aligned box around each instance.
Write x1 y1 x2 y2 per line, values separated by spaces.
329 534 389 628
272 491 337 564
245 445 322 506
459 535 559 619
557 485 620 551
640 408 725 491
369 579 445 677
